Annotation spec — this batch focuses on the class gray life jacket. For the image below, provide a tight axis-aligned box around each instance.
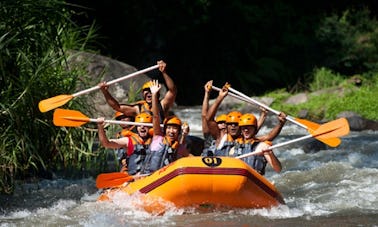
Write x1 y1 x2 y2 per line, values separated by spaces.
141 137 179 174
233 140 267 175
127 137 151 175
212 134 235 156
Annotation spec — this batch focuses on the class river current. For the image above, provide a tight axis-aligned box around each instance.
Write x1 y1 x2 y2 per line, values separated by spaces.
1 106 377 226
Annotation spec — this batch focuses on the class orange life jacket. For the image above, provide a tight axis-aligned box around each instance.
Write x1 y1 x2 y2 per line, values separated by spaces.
132 100 165 123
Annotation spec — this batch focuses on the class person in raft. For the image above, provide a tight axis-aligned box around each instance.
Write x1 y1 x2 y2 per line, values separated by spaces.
202 82 268 157
99 60 177 123
114 111 135 132
97 112 153 175
201 80 229 156
112 111 136 169
231 112 287 175
141 80 190 174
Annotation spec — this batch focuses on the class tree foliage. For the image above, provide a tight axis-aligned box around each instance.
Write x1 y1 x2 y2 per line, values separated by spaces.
70 0 378 104
0 0 103 194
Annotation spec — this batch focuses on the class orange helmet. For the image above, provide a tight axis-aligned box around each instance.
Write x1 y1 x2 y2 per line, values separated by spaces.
215 114 227 123
114 111 124 119
114 111 134 120
142 81 153 91
226 111 242 124
135 112 152 123
163 116 182 126
239 113 257 127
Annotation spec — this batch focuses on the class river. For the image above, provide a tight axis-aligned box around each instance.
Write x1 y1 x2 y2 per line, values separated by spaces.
1 106 377 226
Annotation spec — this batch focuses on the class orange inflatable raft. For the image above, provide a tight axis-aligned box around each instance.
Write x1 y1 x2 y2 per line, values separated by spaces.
98 156 285 210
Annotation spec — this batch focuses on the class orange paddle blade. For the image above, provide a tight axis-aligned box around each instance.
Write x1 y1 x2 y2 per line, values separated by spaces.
53 108 90 127
295 118 342 147
38 94 73 113
315 137 341 147
96 172 134 189
312 118 350 141
295 118 320 131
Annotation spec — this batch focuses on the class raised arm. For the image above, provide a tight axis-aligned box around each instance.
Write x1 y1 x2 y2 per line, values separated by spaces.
179 122 190 145
202 80 213 135
97 117 129 149
177 122 192 158
99 81 138 116
150 80 163 136
256 107 268 132
256 112 287 142
206 83 229 138
158 60 177 114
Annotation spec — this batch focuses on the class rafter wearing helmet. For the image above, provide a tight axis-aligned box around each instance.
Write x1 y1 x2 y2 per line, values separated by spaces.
97 111 153 175
98 60 177 123
141 80 190 174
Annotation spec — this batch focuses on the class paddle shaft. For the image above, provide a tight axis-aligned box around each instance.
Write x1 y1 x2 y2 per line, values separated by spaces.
88 118 163 127
236 117 349 159
236 134 313 159
72 65 159 97
212 86 253 103
213 85 308 129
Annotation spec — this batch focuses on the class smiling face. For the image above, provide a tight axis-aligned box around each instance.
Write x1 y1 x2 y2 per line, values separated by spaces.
142 89 152 103
137 125 151 139
165 124 180 141
227 122 240 138
240 125 256 139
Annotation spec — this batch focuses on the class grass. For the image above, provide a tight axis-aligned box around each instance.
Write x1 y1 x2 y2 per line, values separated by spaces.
0 0 108 194
267 68 378 121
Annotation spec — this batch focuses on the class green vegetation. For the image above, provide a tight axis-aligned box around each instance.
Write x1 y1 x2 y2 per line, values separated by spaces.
0 0 106 194
265 8 378 122
72 1 378 105
268 68 378 121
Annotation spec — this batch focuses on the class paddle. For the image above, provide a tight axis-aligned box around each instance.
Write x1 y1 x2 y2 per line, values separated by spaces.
53 108 161 127
212 85 341 147
96 172 134 188
236 117 350 159
96 172 149 189
38 64 159 113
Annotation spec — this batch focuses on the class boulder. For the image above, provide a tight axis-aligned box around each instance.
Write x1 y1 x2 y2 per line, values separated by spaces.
284 92 308 104
337 111 378 131
302 139 327 153
67 51 165 119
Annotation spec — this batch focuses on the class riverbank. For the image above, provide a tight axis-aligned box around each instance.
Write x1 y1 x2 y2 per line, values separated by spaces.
215 70 378 131
73 51 378 131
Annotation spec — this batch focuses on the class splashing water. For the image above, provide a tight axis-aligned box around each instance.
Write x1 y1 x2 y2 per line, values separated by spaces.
1 107 377 226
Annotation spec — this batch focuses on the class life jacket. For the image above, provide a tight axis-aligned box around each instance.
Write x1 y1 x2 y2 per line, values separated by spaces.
201 133 215 157
233 138 267 175
116 129 151 175
133 100 165 123
127 136 152 175
212 134 235 157
141 137 179 174
114 129 133 162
